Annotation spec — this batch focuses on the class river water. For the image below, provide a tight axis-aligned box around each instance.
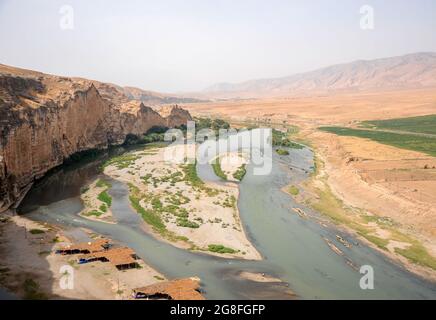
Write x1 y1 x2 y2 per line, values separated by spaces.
16 141 436 299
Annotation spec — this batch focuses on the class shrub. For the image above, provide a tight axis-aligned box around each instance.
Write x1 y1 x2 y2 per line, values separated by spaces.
233 164 246 181
208 244 237 254
29 229 45 235
97 190 112 207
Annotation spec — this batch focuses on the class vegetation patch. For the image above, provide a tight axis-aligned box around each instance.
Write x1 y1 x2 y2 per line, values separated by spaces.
29 229 45 235
96 179 112 188
233 164 246 181
84 210 104 217
288 185 299 196
194 117 230 135
272 129 304 149
176 217 200 228
128 184 166 232
208 244 238 254
97 190 112 207
222 195 237 208
181 162 204 188
103 154 140 169
360 114 436 135
319 126 436 157
211 157 227 180
276 148 290 156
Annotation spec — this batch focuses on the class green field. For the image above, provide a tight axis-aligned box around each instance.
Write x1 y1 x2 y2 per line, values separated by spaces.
360 114 436 135
319 126 436 157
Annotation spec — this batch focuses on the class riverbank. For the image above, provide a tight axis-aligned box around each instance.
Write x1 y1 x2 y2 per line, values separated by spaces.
0 212 167 299
103 143 261 260
292 139 436 282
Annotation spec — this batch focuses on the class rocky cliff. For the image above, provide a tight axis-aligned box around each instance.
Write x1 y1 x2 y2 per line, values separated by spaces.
0 64 192 212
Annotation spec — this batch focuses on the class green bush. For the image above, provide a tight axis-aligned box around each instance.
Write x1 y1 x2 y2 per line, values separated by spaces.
29 229 45 235
176 218 200 228
288 185 299 196
97 190 112 207
208 244 237 254
233 164 246 181
276 148 290 156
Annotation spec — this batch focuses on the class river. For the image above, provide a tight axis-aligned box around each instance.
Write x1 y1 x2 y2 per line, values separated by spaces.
15 140 436 299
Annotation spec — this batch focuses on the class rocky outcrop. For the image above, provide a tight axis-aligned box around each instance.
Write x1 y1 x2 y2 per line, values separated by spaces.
0 65 192 212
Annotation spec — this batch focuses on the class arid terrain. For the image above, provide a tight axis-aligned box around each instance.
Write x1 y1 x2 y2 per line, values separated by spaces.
185 87 436 278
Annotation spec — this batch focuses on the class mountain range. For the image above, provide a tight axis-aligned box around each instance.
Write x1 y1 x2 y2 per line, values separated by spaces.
203 52 436 98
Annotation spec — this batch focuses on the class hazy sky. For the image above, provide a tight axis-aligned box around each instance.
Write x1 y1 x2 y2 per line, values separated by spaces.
1 0 435 92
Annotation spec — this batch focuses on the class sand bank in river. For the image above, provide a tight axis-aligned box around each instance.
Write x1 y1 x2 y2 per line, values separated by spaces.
213 152 248 182
104 144 261 260
0 213 166 299
79 179 116 224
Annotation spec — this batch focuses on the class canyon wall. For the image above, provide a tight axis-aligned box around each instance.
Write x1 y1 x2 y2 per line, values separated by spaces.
0 65 192 212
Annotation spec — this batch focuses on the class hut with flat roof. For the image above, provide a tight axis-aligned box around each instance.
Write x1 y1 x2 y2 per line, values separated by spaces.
132 277 205 300
56 239 110 255
78 247 140 270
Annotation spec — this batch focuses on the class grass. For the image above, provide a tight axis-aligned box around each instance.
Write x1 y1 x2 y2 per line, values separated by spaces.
208 244 238 254
319 126 436 157
233 164 246 181
29 229 45 235
272 129 304 149
222 195 237 208
97 190 112 207
99 204 108 213
180 161 220 196
176 217 200 228
128 184 194 244
288 185 299 196
84 210 104 217
128 184 166 232
211 157 227 180
395 244 436 270
96 179 112 188
361 114 436 135
103 153 140 169
276 148 290 156
181 162 204 188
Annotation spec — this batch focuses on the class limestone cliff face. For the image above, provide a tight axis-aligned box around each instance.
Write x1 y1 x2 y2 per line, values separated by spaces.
0 65 192 212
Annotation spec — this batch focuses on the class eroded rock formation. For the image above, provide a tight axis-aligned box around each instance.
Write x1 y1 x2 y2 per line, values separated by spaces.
0 64 192 212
